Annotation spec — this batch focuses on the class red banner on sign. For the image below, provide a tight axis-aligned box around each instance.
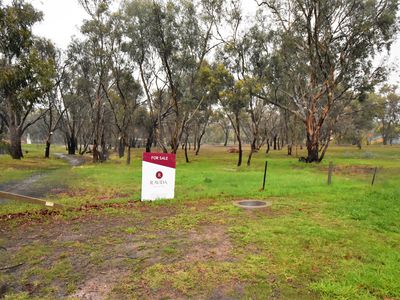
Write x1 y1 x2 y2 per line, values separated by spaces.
142 152 176 169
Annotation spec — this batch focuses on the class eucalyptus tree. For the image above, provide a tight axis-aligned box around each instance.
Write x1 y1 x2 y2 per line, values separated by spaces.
374 85 400 145
107 69 143 157
246 91 268 165
191 61 221 156
219 74 249 166
198 62 249 166
78 0 115 162
256 0 398 162
39 47 68 158
122 0 172 152
285 113 304 155
89 10 143 158
324 89 377 149
261 106 279 153
211 110 231 147
0 1 56 159
218 5 276 165
43 91 65 158
123 0 224 154
60 41 95 155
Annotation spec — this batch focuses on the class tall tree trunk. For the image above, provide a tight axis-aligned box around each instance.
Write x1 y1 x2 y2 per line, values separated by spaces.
45 140 51 159
237 135 242 167
93 91 102 162
171 117 186 154
193 129 197 151
266 139 270 154
9 124 23 159
287 144 292 156
305 113 321 162
247 138 256 166
195 123 207 156
273 134 277 150
184 134 189 163
126 145 131 165
118 137 125 158
195 139 201 155
235 113 242 167
381 120 387 145
156 113 168 153
100 128 108 162
306 132 319 162
67 135 76 155
6 97 23 159
223 128 229 146
146 128 154 153
92 139 99 162
171 126 180 154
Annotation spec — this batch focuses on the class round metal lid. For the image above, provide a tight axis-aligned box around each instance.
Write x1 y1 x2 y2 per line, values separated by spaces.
234 200 271 209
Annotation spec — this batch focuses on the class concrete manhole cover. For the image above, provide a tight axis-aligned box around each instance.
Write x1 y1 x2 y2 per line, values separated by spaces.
234 200 271 209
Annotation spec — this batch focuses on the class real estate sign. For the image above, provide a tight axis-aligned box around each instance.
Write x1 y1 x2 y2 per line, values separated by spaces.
141 152 176 201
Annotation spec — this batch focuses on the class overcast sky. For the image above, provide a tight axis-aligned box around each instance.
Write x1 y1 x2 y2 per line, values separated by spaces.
29 0 87 49
4 0 400 84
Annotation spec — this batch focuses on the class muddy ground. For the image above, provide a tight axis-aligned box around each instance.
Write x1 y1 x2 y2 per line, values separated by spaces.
0 154 308 299
0 198 265 299
0 156 263 298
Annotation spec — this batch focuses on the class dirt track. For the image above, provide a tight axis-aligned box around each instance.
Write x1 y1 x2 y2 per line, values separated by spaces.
0 198 242 299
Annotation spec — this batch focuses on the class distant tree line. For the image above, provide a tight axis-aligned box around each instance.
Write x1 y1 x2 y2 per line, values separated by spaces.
0 0 399 164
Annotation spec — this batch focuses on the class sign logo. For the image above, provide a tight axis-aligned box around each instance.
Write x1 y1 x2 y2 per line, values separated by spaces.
156 171 163 179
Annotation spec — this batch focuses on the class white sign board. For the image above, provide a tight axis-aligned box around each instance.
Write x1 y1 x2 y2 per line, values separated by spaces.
141 152 176 201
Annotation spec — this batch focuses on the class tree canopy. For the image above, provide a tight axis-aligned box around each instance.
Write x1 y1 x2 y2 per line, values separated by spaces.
0 0 399 162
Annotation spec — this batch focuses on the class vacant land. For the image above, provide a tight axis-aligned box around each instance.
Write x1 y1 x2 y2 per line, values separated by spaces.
0 144 399 299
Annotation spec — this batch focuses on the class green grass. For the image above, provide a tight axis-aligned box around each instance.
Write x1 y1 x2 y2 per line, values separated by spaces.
0 144 68 184
67 145 399 202
0 144 399 298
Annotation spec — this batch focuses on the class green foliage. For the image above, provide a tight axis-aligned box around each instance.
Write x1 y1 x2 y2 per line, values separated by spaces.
0 1 42 57
371 85 400 144
0 1 56 159
0 1 55 104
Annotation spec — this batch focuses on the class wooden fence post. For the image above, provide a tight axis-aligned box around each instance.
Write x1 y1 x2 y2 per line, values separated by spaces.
371 167 378 186
262 161 268 191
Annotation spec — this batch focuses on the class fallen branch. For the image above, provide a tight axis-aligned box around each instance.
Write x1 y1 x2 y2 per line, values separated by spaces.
0 263 24 271
0 191 66 209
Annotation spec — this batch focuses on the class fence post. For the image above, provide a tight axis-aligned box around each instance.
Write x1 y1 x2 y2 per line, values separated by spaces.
371 167 378 186
262 161 268 191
